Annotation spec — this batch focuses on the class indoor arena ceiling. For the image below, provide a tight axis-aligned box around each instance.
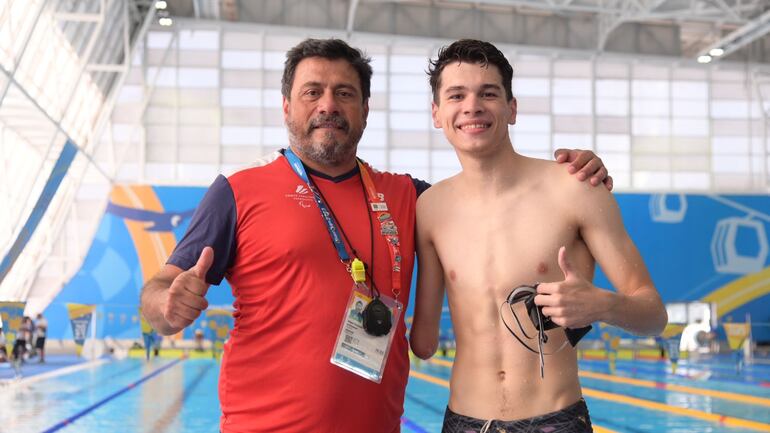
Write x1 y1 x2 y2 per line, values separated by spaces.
163 0 770 64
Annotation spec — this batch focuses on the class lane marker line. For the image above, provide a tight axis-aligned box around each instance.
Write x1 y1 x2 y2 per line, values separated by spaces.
400 416 431 433
580 358 770 387
148 363 213 433
40 358 183 433
579 370 770 407
582 387 770 432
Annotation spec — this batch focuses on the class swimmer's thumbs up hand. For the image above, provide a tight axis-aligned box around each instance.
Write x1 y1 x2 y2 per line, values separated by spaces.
557 246 576 281
163 247 213 330
536 246 596 328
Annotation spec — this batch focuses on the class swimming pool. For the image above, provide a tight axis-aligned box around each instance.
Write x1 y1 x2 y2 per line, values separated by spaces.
405 355 770 433
0 358 220 433
2 355 769 432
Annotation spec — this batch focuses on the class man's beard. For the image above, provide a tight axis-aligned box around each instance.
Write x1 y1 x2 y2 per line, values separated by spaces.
287 113 363 168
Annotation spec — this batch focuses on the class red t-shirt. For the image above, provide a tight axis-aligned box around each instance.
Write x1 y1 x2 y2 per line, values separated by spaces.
169 155 421 433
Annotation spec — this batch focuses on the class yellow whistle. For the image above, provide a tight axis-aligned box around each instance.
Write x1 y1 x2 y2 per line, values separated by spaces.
351 258 366 282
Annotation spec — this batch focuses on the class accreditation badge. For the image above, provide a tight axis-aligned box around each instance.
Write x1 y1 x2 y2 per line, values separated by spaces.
331 284 401 383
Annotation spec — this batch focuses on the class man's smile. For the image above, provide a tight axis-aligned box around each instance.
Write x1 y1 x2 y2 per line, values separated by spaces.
456 121 492 131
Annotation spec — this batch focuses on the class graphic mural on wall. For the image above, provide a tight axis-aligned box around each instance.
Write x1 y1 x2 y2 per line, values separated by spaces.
0 302 26 352
46 185 234 341
647 193 768 290
44 186 770 343
597 193 770 341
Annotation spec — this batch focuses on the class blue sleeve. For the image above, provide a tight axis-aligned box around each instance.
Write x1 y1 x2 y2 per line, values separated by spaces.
167 175 237 285
409 176 431 197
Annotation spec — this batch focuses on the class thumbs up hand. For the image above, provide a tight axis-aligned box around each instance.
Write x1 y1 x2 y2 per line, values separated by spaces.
534 246 600 329
163 247 214 330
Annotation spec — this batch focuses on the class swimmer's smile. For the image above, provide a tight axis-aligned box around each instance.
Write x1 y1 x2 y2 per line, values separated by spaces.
456 120 492 134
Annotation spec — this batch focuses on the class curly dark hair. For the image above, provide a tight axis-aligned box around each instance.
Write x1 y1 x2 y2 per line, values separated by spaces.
428 39 514 103
281 38 372 101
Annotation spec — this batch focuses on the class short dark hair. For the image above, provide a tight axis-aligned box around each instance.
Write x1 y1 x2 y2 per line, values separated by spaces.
428 39 514 103
282 38 373 101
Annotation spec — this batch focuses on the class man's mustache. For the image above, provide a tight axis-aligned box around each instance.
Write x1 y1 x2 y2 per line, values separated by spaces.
308 114 349 133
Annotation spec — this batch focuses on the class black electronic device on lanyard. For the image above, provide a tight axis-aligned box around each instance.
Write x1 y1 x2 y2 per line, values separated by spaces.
352 259 393 337
362 298 392 336
283 148 399 338
501 284 592 378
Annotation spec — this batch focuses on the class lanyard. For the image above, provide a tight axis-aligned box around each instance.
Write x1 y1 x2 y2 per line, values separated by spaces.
284 148 403 299
356 159 402 297
284 147 350 262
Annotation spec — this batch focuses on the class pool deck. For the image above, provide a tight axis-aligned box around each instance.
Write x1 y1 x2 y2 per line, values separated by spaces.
0 355 105 386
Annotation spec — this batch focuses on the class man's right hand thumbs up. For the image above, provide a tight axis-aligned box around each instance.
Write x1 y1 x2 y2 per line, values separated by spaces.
163 246 214 330
192 246 214 280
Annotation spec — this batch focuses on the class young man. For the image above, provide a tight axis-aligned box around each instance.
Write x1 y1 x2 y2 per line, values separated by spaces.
410 40 667 433
140 38 611 433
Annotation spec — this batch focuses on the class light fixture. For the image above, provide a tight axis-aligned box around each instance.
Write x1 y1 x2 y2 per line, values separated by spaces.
155 1 168 10
697 55 712 64
157 9 173 26
695 9 770 62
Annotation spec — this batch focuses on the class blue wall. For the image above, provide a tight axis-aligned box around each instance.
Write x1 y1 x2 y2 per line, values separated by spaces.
46 190 770 343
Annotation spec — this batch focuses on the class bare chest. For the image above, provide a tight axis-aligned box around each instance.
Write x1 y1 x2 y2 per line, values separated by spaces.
431 199 582 293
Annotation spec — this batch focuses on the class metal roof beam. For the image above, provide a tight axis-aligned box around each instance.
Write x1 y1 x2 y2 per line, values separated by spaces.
53 12 101 22
414 0 758 23
698 8 770 60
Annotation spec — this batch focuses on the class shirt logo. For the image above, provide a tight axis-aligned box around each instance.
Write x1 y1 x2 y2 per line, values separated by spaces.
286 184 312 208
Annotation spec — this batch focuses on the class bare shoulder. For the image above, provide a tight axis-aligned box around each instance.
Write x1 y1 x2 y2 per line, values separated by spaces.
416 174 458 209
530 156 608 197
517 156 573 190
525 156 571 178
518 156 615 219
546 157 619 225
415 175 460 238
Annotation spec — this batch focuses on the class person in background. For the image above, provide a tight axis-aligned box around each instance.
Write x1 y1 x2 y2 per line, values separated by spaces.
13 317 32 363
34 313 48 363
194 328 205 352
0 317 8 363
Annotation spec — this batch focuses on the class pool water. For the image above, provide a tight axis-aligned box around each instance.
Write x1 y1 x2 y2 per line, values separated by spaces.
2 355 769 433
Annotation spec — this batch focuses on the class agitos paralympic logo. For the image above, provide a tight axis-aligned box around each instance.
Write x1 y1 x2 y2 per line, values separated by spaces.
285 184 313 208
